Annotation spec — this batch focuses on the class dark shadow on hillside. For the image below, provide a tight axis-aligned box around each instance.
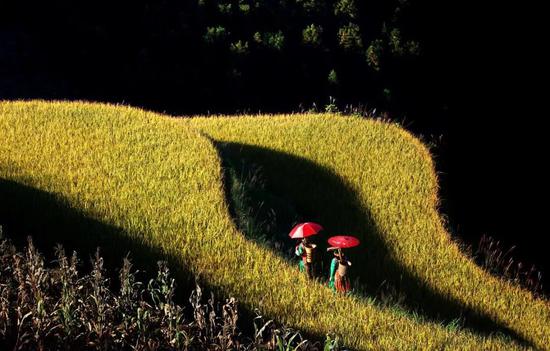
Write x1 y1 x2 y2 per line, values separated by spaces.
213 141 533 347
0 178 325 343
0 178 197 303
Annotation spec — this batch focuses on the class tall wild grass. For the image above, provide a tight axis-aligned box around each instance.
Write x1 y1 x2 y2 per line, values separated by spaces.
0 237 344 350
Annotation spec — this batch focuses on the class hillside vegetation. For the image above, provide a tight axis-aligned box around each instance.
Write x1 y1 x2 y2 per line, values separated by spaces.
1 101 548 350
3 0 421 112
0 238 340 350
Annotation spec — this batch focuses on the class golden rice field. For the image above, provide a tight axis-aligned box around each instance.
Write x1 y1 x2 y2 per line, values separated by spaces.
1 100 548 350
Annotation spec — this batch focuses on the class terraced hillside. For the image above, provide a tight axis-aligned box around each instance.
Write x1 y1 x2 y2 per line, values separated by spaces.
1 101 548 350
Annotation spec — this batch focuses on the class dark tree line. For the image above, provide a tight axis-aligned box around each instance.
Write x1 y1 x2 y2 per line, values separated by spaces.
1 0 421 114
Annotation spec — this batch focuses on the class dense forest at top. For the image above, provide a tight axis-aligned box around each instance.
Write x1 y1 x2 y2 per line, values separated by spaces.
1 0 421 113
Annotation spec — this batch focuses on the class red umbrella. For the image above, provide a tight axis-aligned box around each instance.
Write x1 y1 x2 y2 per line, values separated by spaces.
328 235 360 249
288 222 324 239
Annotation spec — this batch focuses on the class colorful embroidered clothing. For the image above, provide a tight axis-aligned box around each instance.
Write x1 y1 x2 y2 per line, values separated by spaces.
329 257 351 293
295 243 307 272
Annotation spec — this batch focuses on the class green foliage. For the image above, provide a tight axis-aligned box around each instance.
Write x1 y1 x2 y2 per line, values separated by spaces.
203 25 228 44
222 147 300 250
385 28 420 56
194 0 421 101
225 156 270 242
253 31 263 44
365 28 419 71
445 318 464 333
230 40 249 54
366 39 384 70
217 2 232 14
267 31 285 50
389 28 403 55
327 69 338 86
302 24 323 47
337 23 363 50
10 0 428 114
406 40 421 55
324 96 339 113
238 0 251 14
334 0 358 19
296 0 322 13
254 31 285 50
324 334 341 351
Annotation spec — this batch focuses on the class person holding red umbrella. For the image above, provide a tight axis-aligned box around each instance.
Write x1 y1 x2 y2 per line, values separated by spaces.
327 235 360 294
289 222 323 278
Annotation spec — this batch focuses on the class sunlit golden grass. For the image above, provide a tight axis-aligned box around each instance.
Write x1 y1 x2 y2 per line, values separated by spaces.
1 100 547 350
188 115 550 349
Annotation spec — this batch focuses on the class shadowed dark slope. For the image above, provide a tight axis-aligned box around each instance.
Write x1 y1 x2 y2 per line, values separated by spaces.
214 141 531 347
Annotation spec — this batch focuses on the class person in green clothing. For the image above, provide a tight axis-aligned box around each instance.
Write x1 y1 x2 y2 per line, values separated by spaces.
295 237 316 278
328 248 352 293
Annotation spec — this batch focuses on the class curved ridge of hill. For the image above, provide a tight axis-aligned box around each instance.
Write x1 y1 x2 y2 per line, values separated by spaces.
0 101 548 350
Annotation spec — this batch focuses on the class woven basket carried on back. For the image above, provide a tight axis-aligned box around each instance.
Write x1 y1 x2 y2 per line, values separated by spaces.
304 244 317 263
